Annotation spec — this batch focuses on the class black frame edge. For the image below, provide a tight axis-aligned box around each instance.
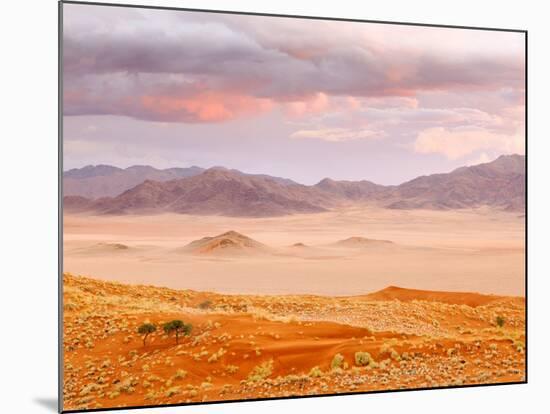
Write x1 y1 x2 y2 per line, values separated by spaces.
58 1 64 413
61 380 528 414
59 0 527 33
524 30 529 383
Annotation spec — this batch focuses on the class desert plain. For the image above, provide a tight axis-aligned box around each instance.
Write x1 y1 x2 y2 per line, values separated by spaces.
64 205 525 296
62 205 525 411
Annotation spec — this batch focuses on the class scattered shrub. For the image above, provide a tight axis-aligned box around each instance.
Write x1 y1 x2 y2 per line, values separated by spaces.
165 386 181 397
79 383 100 397
208 348 226 363
247 359 274 382
390 349 401 361
309 366 323 378
496 316 505 328
514 340 525 353
354 351 375 367
174 369 187 380
115 376 138 394
225 365 239 374
107 391 120 399
331 353 345 370
198 300 212 310
281 374 310 385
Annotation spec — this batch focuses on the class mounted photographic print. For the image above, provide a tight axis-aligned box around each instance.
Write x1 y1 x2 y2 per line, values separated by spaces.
60 1 527 412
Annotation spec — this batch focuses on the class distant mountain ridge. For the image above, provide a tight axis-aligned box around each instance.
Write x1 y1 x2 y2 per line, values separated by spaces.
64 154 525 217
379 154 525 210
314 178 386 200
63 165 205 198
78 167 331 216
63 165 299 199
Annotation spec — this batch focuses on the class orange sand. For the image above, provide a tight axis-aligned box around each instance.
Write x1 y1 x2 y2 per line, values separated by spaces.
62 274 525 411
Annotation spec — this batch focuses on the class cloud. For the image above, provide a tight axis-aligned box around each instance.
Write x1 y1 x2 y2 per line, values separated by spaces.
414 126 524 159
290 127 382 142
285 97 520 149
283 93 330 117
64 138 110 155
62 4 525 124
138 91 273 123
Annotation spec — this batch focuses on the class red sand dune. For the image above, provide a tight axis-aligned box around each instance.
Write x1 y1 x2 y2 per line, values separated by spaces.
360 285 524 307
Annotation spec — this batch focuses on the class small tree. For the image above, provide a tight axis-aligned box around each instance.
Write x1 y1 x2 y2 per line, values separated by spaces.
496 315 505 328
137 323 157 346
163 320 192 344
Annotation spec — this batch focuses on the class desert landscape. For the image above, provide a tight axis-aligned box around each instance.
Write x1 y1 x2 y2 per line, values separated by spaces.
62 5 526 411
62 156 526 411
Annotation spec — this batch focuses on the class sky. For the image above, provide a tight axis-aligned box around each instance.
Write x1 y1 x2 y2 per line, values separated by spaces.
62 3 525 185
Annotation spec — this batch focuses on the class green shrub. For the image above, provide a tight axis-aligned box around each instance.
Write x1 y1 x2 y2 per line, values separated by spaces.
354 351 375 367
164 386 181 397
309 366 323 378
331 353 345 370
496 316 505 328
173 369 187 380
247 359 274 382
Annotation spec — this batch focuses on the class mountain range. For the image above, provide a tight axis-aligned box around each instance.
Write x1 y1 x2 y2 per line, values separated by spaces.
63 165 205 198
63 154 525 217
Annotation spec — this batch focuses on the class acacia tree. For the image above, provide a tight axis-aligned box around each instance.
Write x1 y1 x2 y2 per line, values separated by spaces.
137 323 157 346
163 320 192 344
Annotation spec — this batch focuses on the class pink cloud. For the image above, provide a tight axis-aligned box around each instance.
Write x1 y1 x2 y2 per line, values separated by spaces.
283 92 330 118
414 126 524 159
290 127 382 142
139 92 273 123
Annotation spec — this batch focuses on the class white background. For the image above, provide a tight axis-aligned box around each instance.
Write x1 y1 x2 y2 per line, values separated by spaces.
1 0 547 413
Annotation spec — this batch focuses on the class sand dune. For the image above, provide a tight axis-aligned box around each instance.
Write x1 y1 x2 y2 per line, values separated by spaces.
70 242 132 255
332 236 394 248
178 231 270 256
360 285 522 307
174 230 397 258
